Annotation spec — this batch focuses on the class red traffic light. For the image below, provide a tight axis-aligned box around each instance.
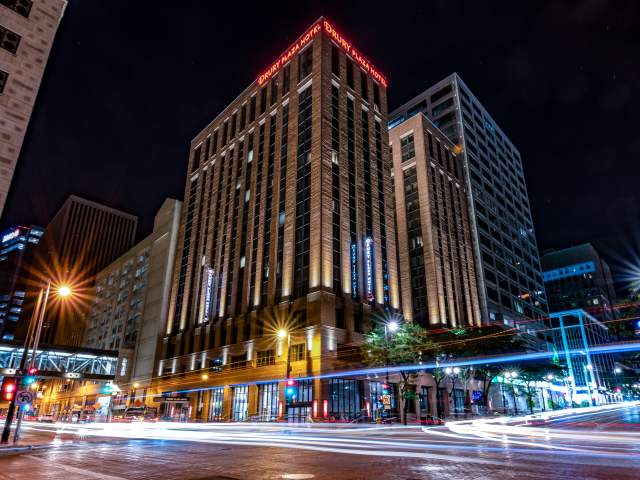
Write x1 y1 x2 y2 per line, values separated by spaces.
286 379 297 386
2 378 17 401
27 367 38 375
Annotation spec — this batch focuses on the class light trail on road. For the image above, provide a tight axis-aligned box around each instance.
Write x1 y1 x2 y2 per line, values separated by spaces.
19 402 640 466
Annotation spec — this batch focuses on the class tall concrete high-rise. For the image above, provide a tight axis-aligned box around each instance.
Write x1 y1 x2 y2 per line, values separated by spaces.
389 113 481 329
84 199 181 391
156 17 399 422
0 0 67 216
390 74 547 335
36 195 137 346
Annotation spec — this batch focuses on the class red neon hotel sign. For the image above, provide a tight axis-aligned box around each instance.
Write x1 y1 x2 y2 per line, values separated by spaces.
257 19 388 88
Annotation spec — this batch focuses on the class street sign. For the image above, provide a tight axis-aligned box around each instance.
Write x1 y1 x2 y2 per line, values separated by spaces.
15 390 34 406
381 394 391 409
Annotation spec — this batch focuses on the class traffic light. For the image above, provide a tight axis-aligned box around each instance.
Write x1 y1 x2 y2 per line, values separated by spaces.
2 377 17 401
285 379 298 405
381 383 391 395
23 367 38 386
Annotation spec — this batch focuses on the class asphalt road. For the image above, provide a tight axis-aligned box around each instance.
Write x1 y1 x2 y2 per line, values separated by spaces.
0 403 639 480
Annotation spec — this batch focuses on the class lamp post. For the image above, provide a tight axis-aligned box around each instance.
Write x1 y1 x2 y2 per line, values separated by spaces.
445 366 460 415
613 367 622 402
503 371 518 415
383 320 399 383
1 282 72 444
277 329 292 420
584 364 596 406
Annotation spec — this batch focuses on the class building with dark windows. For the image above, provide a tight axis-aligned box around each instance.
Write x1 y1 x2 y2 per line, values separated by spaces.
0 224 43 340
154 17 400 422
0 0 67 216
33 195 137 346
389 113 481 328
390 74 547 336
541 243 616 325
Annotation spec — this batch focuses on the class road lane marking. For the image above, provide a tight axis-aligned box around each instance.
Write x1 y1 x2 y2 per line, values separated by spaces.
29 456 128 480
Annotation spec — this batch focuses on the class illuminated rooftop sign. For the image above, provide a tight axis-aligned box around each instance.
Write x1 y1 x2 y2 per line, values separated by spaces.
257 18 388 88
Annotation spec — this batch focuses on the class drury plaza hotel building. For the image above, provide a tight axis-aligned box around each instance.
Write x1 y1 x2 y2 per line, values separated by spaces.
153 18 402 421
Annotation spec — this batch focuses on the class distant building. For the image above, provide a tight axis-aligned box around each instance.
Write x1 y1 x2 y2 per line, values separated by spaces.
548 309 615 405
389 112 481 329
0 0 67 216
541 243 616 324
390 74 547 333
36 195 137 346
84 199 181 396
0 224 43 339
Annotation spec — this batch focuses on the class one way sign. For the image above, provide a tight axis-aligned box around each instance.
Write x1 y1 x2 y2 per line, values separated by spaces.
15 390 34 406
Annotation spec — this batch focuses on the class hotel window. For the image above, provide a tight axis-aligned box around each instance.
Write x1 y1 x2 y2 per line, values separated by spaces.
282 63 291 94
0 25 21 54
0 69 7 94
298 45 313 82
239 104 246 131
249 95 256 122
275 104 290 302
330 85 341 294
256 349 275 366
373 84 380 110
211 129 218 156
360 71 368 101
260 86 267 114
331 44 340 77
230 112 237 140
261 115 277 306
290 343 305 362
346 59 354 88
400 134 415 162
293 86 313 299
270 78 278 106
222 120 228 146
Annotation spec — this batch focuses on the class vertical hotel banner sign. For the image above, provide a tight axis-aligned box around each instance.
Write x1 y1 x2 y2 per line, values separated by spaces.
365 237 375 302
258 18 388 88
203 268 214 323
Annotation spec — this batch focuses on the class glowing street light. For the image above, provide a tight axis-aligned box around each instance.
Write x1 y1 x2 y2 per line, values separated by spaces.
57 285 72 298
277 328 288 339
201 374 209 381
387 321 399 333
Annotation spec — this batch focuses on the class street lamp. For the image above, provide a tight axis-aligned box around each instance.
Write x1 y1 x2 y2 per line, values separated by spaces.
1 281 74 444
503 371 518 415
383 320 400 383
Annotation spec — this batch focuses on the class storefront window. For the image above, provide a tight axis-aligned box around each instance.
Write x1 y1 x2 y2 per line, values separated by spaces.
329 378 361 420
232 385 248 421
258 383 279 420
209 387 224 421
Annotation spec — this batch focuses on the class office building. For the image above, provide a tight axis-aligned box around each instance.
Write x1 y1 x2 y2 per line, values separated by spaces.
0 0 67 216
548 309 614 405
155 17 400 421
389 113 481 328
84 199 181 392
36 195 137 345
390 74 547 334
0 224 43 339
541 243 616 324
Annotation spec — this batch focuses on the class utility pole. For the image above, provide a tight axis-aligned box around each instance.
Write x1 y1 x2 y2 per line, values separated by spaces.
1 288 45 444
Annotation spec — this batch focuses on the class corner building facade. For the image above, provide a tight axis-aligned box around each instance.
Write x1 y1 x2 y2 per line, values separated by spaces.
158 18 399 421
390 114 481 329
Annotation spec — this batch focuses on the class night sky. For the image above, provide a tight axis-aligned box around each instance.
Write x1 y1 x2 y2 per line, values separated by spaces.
2 1 639 275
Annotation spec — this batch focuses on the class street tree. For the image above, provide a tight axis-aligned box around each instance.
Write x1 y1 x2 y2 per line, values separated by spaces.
361 322 440 424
